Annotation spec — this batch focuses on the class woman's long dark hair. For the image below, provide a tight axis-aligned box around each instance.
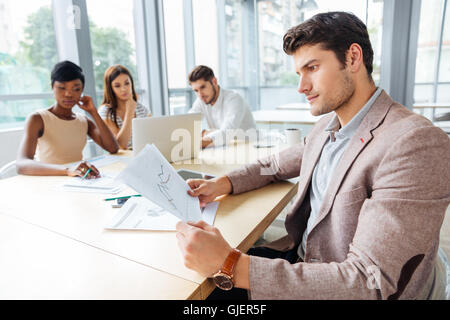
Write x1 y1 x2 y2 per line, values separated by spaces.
101 65 138 128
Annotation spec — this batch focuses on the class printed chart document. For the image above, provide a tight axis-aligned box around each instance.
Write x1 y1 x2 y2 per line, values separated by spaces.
116 144 203 222
105 197 219 231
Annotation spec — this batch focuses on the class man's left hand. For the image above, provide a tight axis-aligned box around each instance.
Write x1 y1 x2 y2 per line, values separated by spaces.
176 220 231 277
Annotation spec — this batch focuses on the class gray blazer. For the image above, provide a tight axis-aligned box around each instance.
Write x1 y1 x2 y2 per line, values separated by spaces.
226 90 450 299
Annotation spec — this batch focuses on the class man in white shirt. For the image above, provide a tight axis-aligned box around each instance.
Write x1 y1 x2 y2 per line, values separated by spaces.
188 65 256 148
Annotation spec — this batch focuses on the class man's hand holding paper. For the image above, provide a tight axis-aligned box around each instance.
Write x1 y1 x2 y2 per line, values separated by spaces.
116 144 202 222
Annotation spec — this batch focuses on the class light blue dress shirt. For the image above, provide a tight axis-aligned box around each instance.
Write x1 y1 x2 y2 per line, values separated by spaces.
298 87 382 259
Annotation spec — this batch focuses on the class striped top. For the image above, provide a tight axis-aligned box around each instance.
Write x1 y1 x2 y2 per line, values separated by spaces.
98 102 150 148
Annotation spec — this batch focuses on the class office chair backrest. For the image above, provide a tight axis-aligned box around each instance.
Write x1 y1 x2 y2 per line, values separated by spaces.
0 160 17 180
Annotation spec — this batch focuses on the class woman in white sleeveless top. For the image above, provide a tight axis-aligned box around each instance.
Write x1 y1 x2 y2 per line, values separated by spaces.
98 65 151 150
16 61 119 178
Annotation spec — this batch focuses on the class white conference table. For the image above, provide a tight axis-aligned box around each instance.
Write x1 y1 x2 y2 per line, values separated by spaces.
252 110 322 125
412 104 450 109
0 213 201 299
0 141 298 299
275 102 311 110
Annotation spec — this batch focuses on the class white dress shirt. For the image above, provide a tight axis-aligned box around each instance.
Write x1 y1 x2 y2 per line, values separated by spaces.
188 87 256 144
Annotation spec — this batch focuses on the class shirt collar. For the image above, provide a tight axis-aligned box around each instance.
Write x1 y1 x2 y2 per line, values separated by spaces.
325 87 382 140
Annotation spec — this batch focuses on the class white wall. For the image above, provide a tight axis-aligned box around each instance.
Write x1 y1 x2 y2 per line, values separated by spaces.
0 128 24 167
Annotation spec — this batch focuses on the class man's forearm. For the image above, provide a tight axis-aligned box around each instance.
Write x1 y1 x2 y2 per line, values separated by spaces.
115 111 134 149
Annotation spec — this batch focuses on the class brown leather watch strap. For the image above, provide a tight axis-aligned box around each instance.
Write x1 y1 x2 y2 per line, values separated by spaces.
220 248 242 276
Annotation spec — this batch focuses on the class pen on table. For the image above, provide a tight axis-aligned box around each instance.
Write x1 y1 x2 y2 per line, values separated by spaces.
81 168 92 180
104 194 142 201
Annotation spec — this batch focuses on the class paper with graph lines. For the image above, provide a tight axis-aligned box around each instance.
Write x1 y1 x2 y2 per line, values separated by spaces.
115 144 202 222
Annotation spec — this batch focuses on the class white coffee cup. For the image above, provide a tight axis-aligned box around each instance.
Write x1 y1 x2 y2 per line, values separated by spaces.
285 128 302 147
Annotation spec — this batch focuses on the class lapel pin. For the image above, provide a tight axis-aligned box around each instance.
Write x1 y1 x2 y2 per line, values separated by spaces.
360 138 364 143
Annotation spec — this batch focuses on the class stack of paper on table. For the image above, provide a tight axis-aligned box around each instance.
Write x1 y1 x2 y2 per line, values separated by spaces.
107 144 218 231
62 173 124 194
105 197 219 231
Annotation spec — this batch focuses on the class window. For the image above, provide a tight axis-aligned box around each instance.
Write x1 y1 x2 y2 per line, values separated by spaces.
366 0 384 85
301 1 385 85
193 0 219 75
413 0 450 121
164 0 220 115
414 0 445 104
191 0 219 115
0 0 57 129
256 0 384 110
437 1 450 102
257 0 304 109
160 0 383 115
258 1 301 87
223 0 244 88
86 0 138 101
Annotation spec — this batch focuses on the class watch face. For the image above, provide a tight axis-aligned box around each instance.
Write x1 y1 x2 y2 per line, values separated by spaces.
213 273 233 290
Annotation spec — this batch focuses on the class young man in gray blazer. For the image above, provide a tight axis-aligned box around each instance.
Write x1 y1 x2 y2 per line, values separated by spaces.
176 12 450 300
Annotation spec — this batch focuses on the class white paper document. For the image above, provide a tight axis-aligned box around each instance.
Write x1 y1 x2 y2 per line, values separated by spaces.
62 173 124 194
105 196 219 231
116 144 203 222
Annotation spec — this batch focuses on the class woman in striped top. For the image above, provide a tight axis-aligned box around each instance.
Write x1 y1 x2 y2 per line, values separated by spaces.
98 65 151 149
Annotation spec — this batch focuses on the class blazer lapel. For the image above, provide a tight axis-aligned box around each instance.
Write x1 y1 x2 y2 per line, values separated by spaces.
308 90 394 231
296 128 329 201
285 119 330 240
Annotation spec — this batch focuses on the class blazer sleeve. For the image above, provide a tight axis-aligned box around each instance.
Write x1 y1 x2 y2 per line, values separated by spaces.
248 125 450 299
226 140 305 195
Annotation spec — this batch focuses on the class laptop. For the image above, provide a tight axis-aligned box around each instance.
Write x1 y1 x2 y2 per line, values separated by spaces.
132 113 203 162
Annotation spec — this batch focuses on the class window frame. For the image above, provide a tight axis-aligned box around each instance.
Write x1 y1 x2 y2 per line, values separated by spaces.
3 0 446 131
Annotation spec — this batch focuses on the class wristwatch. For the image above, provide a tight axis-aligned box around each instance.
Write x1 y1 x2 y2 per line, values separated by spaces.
213 248 242 290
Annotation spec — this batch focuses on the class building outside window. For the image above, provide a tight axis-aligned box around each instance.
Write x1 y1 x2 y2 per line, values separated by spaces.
0 0 56 129
86 0 138 104
4 0 449 130
224 0 244 88
413 0 449 120
257 0 384 110
164 0 221 115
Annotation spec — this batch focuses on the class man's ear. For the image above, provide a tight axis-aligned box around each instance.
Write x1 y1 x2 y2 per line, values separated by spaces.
212 77 218 86
347 43 364 73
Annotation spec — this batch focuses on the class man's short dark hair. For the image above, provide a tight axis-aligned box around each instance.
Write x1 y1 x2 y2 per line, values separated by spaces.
51 60 85 88
188 65 215 83
283 11 374 77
